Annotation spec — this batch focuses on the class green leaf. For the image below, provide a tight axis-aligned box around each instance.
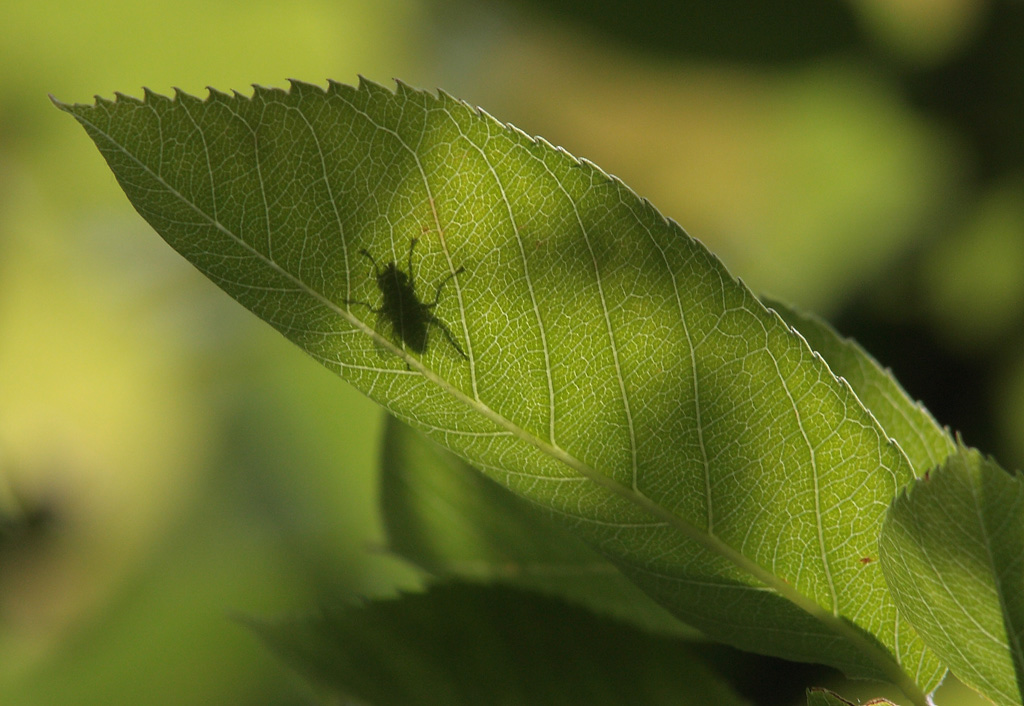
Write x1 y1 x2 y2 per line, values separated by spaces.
250 582 751 706
380 415 694 636
766 299 955 476
806 687 898 706
880 444 1024 706
57 80 940 700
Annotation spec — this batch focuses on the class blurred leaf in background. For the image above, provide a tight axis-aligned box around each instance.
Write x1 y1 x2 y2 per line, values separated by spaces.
921 177 1024 349
1 0 424 703
254 583 751 706
3 0 1023 703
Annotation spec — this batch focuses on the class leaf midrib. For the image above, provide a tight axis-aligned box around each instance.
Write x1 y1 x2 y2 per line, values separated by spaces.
62 97 930 706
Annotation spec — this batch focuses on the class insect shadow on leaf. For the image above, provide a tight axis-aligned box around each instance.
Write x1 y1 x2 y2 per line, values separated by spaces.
346 238 468 361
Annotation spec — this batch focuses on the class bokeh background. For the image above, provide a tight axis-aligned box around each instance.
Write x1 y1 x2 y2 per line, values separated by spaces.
2 0 1022 703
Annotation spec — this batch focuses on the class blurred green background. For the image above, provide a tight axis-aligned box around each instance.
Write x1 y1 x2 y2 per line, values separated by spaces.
1 0 1022 703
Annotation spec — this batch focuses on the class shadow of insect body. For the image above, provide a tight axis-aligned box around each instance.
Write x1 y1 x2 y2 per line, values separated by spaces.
347 238 468 361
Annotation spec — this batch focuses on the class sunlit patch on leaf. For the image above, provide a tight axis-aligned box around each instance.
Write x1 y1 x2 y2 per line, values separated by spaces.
58 79 944 702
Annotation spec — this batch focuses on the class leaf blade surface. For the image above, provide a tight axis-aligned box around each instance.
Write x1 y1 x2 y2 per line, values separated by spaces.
881 445 1024 706
766 299 955 476
58 80 940 696
379 415 695 636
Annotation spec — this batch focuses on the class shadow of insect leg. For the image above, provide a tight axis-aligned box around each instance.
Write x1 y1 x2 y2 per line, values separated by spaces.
343 298 381 314
359 248 383 276
407 237 418 279
428 314 468 360
348 250 383 312
428 266 465 308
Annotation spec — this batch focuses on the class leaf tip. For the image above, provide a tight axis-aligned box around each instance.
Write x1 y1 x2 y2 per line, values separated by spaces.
48 93 69 111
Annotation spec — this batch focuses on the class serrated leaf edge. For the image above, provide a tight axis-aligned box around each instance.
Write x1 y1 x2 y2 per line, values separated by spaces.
56 78 934 704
